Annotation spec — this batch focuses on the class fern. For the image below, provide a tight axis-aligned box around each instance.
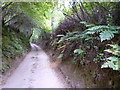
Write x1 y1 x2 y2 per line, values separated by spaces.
85 25 120 42
100 30 118 42
107 56 120 61
108 44 120 49
101 61 119 70
86 25 109 34
102 44 120 71
80 21 120 42
104 44 120 56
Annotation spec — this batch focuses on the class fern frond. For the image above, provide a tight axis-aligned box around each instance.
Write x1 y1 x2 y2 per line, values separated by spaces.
86 25 119 34
85 25 120 42
86 26 109 34
104 44 120 56
107 44 120 49
107 56 120 61
99 30 118 42
101 61 120 70
80 21 95 28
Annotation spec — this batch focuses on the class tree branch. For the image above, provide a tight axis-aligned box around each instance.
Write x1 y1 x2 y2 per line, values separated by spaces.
95 2 110 13
2 2 13 10
72 2 82 21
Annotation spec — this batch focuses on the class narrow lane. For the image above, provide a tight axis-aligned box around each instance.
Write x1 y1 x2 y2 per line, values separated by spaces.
3 44 67 88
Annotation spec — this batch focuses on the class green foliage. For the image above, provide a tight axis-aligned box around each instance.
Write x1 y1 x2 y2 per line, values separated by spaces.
57 54 63 59
19 2 55 27
93 53 104 62
99 30 118 42
102 44 120 71
57 36 67 44
104 44 120 56
57 31 83 44
30 28 42 42
73 48 85 64
57 22 120 45
107 56 120 61
81 21 120 42
57 34 65 37
2 64 10 73
80 21 95 28
66 36 79 41
74 49 84 54
1 27 30 73
101 61 119 70
51 39 58 47
55 21 120 71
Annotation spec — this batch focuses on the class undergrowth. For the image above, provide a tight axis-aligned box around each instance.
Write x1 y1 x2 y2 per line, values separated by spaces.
40 22 120 71
1 26 30 73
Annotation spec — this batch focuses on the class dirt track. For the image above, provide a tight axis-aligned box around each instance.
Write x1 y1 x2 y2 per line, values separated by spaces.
2 44 69 88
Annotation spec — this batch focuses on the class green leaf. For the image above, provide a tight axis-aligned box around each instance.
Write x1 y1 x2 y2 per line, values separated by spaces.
80 21 95 27
94 46 98 50
101 60 120 70
57 37 66 43
99 30 117 42
74 49 84 54
66 36 78 41
101 61 117 70
86 24 95 28
57 54 63 59
107 56 120 61
107 44 120 49
57 34 65 37
104 44 120 56
80 21 88 25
